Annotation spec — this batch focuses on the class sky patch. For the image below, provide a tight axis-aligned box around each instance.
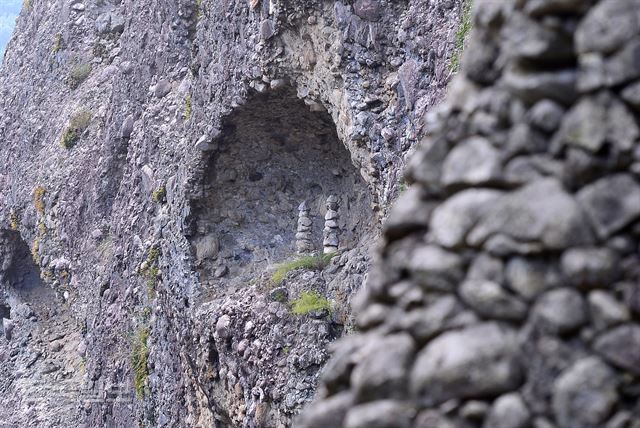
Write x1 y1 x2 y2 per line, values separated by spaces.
0 0 22 60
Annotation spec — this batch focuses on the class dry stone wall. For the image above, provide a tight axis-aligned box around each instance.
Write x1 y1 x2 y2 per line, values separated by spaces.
297 1 640 427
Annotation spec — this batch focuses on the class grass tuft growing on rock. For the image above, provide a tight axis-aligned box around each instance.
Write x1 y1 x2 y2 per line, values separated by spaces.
131 326 150 399
184 94 192 120
152 186 166 204
52 33 62 53
141 247 161 298
450 0 473 72
34 186 46 214
291 291 331 315
61 110 92 149
271 253 337 285
9 210 19 231
68 63 92 89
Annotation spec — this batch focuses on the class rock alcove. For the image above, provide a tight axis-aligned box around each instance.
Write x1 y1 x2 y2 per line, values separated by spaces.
190 88 373 286
0 230 52 306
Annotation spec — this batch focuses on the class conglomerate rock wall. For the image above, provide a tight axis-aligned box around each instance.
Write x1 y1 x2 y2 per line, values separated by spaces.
0 0 464 426
298 0 640 427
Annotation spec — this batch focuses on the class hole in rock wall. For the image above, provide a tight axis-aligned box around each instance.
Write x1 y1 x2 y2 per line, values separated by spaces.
191 88 372 285
0 230 45 292
0 303 9 336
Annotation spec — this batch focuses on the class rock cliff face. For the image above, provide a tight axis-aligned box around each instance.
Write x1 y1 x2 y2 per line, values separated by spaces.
299 0 640 427
0 0 464 426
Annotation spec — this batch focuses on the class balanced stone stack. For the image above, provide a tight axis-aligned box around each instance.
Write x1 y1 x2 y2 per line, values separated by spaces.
323 195 340 254
297 1 640 427
296 201 315 254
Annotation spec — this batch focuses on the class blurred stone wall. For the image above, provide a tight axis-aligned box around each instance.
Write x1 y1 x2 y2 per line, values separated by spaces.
297 1 640 427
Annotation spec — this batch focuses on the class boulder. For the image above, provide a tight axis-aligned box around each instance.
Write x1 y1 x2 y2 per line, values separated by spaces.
577 174 640 239
552 357 619 428
469 179 594 252
410 323 523 405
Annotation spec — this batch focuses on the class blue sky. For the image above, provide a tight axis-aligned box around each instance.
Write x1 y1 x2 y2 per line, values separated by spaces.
0 0 22 60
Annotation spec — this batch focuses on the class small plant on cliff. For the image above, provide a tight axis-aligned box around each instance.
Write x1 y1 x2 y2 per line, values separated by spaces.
31 221 48 263
195 0 203 18
271 253 337 285
184 94 192 120
141 247 161 298
52 33 63 53
23 0 31 10
68 62 92 89
61 110 92 149
152 186 166 204
131 326 150 398
291 291 331 316
34 186 46 214
9 210 19 231
450 0 473 72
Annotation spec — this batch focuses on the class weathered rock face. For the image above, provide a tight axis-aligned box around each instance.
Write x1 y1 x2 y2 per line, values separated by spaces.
0 0 464 427
299 1 640 427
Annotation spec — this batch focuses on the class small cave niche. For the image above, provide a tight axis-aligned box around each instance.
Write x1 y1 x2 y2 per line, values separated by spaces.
0 302 10 336
0 303 10 321
0 230 45 292
190 88 372 285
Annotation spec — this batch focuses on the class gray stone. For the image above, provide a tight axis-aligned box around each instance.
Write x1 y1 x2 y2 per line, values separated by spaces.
576 0 640 54
503 66 577 105
383 187 434 240
215 314 231 339
407 245 464 292
593 324 640 375
561 247 619 288
460 401 490 421
484 393 531 428
621 80 640 109
469 179 594 252
588 291 630 330
441 137 502 188
353 0 382 22
467 253 505 284
577 174 640 239
413 410 457 428
154 79 171 98
325 210 338 221
506 257 558 300
344 400 414 428
527 99 565 133
2 318 13 340
524 0 587 16
533 288 587 334
194 134 214 151
408 136 450 191
120 115 134 139
351 334 415 401
504 155 562 185
604 37 640 86
260 19 275 40
552 357 619 428
400 295 477 343
295 392 354 428
554 93 639 154
410 323 523 405
503 11 573 61
430 189 503 248
459 280 528 321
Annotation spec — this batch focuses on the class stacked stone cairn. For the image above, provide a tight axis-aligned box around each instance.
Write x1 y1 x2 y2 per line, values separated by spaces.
297 0 640 427
296 201 315 254
323 195 340 254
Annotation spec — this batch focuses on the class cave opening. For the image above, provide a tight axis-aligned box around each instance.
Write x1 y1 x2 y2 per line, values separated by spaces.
190 88 372 286
0 230 45 292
